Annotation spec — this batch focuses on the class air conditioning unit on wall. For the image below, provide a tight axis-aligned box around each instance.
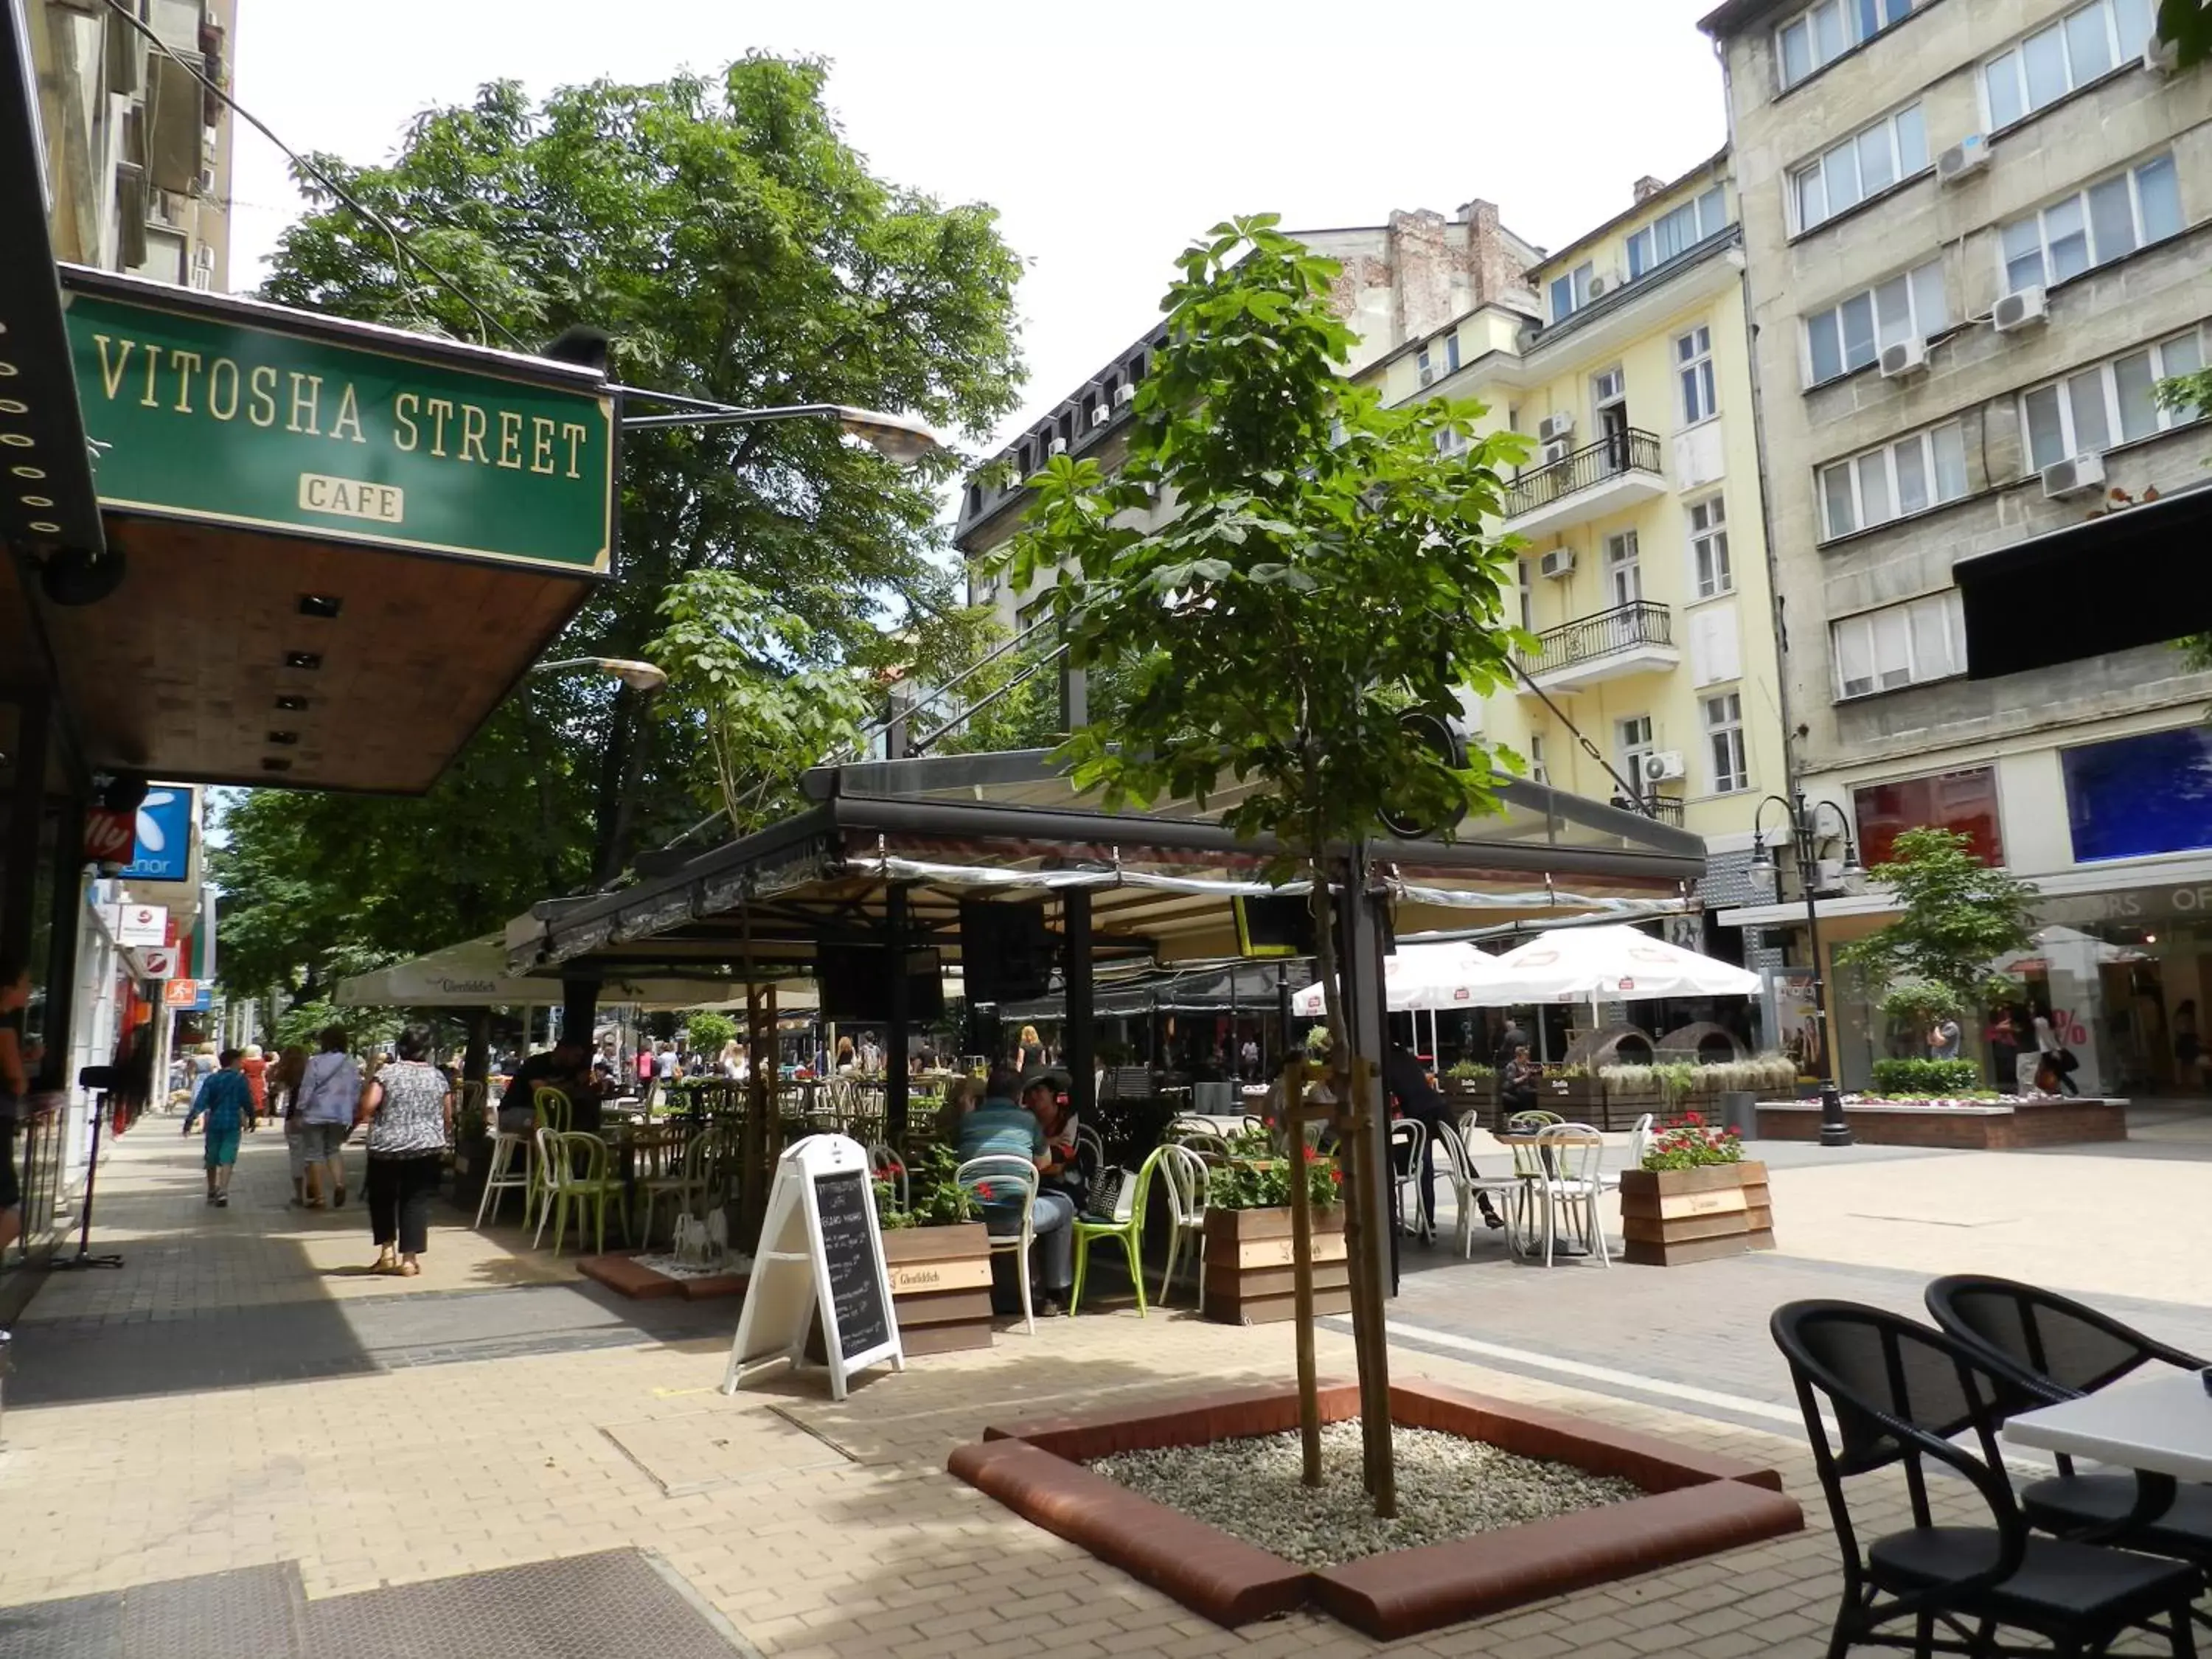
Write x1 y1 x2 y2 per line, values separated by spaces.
1994 285 2048 334
1937 134 1990 184
1537 411 1575 445
1113 384 1135 407
1538 548 1576 580
1641 751 1686 784
2041 452 2107 500
1879 338 1928 378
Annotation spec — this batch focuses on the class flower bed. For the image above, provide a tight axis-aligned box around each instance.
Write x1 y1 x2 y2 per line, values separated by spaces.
1754 1095 2128 1149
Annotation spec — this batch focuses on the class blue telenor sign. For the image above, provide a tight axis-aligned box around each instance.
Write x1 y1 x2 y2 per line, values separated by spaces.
121 788 194 883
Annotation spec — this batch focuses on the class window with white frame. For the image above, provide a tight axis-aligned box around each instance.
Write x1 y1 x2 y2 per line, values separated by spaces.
1416 334 1461 388
1516 558 1534 631
1434 423 1471 457
1818 420 1969 540
2020 326 2208 471
1627 188 1731 279
1616 715 1655 787
1548 262 1595 324
1687 495 1732 597
1527 732 1548 787
1605 529 1642 606
1831 590 1968 698
1703 692 1749 794
1791 104 1928 232
1999 154 2183 295
1983 0 2157 131
1804 260 1947 386
1677 325 1717 425
1776 0 1921 91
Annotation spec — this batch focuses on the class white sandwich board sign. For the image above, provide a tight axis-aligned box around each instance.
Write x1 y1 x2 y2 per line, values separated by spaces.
722 1133 902 1402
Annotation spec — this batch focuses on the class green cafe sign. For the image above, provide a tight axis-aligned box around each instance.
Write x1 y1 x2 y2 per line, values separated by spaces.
63 290 613 573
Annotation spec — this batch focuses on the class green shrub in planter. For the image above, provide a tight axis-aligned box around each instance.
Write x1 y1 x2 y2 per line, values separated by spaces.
1870 1057 1981 1096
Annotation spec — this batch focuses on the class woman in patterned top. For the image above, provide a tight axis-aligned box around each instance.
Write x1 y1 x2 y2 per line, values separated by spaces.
354 1023 452 1276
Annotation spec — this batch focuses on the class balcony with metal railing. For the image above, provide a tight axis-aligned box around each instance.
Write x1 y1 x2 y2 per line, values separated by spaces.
1517 599 1681 693
1503 428 1667 536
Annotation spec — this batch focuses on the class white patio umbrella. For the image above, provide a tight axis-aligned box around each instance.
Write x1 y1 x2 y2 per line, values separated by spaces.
1481 925 1761 1003
1290 940 1509 1017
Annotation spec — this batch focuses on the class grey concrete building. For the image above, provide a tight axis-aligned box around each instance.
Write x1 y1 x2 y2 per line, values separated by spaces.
28 0 238 290
1702 0 2212 1094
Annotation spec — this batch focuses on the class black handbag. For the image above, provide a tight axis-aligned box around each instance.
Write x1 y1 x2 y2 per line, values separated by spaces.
2054 1047 2080 1075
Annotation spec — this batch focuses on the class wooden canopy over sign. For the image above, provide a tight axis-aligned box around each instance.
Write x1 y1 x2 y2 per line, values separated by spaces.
11 268 618 793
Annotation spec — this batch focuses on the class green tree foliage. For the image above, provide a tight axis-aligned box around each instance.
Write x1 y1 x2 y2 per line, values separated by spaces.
1004 215 1528 1515
220 58 1025 995
1840 828 2039 1018
648 570 874 834
683 1011 738 1054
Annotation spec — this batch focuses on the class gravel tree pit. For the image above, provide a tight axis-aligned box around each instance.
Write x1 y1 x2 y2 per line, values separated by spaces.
1088 1420 1642 1568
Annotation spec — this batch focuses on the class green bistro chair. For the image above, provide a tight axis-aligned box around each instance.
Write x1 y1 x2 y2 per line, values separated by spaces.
1068 1144 1164 1318
532 1130 629 1256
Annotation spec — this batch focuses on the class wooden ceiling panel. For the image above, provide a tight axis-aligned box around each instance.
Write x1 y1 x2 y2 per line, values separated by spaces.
31 515 593 793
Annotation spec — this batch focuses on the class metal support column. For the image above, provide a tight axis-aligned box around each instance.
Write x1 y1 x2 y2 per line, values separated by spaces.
1064 888 1095 1124
560 980 598 1048
886 884 911 1142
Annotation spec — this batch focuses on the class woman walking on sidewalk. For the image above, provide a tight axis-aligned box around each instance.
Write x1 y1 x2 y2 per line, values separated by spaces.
355 1023 451 1276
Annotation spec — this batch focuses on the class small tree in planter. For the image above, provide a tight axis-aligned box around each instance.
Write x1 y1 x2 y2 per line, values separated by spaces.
874 1144 994 1354
1840 828 2038 1079
1004 215 1527 1512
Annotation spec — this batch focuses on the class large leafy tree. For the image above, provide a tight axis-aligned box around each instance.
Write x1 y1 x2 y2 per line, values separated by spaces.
218 58 1023 996
1006 215 1528 1514
1838 827 2040 1025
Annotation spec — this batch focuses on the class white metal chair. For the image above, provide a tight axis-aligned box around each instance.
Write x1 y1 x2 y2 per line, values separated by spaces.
473 1121 535 1228
1155 1141 1211 1304
1388 1117 1429 1242
1165 1119 1233 1160
956 1155 1040 1336
1430 1119 1520 1259
1600 1113 1655 1195
1534 1124 1611 1269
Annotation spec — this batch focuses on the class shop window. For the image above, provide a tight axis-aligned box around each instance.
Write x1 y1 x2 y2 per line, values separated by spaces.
1853 765 2004 868
2062 726 2212 863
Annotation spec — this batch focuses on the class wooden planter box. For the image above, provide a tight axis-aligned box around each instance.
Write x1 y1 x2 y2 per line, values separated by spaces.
1617 1161 1772 1267
1443 1078 1495 1108
881 1222 995 1355
1538 1076 1599 1114
1202 1206 1350 1326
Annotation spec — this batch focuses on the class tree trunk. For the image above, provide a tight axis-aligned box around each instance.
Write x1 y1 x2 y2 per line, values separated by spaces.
1308 855 1396 1516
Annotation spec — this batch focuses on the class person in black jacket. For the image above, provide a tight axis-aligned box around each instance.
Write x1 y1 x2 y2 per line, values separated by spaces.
1384 1043 1502 1239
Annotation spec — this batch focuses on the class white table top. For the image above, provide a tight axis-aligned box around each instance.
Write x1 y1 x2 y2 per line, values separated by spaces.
2001 1368 2212 1484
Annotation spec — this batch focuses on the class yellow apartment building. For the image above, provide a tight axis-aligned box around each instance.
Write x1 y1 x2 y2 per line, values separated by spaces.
1353 157 1787 917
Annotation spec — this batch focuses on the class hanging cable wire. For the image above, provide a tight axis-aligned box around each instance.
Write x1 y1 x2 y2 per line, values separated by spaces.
1508 659 1663 813
99 0 534 353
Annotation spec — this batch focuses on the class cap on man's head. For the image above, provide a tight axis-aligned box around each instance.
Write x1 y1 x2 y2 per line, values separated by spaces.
1018 1066 1071 1099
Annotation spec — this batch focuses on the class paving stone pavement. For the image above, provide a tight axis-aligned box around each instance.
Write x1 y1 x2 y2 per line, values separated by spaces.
0 1113 2202 1657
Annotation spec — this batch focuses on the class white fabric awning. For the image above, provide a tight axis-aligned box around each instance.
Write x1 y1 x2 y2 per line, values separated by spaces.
333 935 770 1009
1479 925 1760 1003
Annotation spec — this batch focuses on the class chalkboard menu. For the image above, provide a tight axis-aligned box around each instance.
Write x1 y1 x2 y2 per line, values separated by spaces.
814 1168 891 1361
724 1133 904 1402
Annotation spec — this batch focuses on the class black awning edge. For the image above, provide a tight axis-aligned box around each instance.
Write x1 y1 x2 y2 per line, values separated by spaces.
1956 482 2212 680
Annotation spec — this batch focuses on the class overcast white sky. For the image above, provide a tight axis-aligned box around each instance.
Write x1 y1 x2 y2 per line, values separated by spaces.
229 0 1730 462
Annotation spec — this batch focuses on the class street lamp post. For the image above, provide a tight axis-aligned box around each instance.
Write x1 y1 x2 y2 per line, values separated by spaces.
1750 791 1865 1148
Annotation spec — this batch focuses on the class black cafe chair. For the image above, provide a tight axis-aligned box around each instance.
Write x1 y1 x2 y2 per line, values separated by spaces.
1927 1274 2212 1585
1772 1298 2202 1659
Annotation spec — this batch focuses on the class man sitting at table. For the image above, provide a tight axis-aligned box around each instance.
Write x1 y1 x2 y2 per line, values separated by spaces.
502 1037 600 1135
958 1064 1074 1318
